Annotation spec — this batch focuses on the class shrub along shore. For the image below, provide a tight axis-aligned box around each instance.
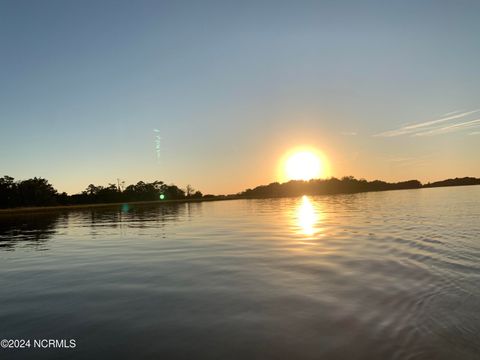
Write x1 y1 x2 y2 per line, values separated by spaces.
0 175 479 213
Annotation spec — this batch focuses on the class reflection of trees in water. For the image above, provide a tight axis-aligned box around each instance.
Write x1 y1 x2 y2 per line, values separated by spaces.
185 201 203 219
0 202 205 251
86 203 184 226
85 202 198 237
0 212 66 251
123 203 184 226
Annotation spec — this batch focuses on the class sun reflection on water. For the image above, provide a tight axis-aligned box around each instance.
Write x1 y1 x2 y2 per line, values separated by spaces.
296 195 319 236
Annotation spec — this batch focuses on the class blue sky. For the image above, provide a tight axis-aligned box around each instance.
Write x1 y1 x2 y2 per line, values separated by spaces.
1 0 479 194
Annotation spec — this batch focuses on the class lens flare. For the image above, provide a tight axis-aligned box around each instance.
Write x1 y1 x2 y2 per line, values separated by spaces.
154 129 161 163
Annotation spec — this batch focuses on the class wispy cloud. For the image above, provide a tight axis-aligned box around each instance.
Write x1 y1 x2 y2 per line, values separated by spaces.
413 118 480 137
442 110 462 117
383 154 434 168
374 109 480 137
469 131 480 136
341 131 357 136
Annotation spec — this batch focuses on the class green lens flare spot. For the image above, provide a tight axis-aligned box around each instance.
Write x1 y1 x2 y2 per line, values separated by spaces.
159 194 165 200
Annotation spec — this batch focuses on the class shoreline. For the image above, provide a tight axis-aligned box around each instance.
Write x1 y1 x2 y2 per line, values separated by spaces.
0 183 478 216
0 196 239 216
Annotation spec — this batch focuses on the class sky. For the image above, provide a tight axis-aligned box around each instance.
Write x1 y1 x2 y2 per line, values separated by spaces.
1 0 479 195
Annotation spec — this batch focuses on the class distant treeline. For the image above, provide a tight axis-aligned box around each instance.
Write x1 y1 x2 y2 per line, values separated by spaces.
1 175 479 209
240 176 480 198
0 176 205 209
423 177 480 188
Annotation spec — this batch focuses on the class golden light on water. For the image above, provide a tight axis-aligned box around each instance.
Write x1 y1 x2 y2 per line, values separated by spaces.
296 195 318 236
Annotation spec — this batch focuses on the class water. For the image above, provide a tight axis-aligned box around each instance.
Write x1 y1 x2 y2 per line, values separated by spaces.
0 186 479 359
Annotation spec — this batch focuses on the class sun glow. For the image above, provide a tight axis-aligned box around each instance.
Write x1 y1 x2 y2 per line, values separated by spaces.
282 148 329 181
286 151 320 180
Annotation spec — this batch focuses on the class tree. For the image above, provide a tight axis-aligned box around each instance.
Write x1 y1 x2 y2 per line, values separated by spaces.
0 175 203 207
123 180 164 201
161 184 185 200
192 191 203 198
0 176 17 208
17 177 58 206
185 184 195 197
84 184 101 196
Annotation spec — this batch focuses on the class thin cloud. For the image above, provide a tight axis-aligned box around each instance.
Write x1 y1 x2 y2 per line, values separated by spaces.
413 118 480 137
382 154 434 168
442 110 462 116
341 131 357 136
469 131 480 136
374 109 480 137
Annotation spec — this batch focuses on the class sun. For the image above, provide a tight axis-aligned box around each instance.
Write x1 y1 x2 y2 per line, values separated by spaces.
281 148 329 181
286 151 321 180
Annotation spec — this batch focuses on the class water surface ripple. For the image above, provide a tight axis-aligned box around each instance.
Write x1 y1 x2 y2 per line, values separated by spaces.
1 186 479 359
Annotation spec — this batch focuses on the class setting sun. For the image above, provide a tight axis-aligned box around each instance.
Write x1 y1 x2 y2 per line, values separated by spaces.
283 149 328 181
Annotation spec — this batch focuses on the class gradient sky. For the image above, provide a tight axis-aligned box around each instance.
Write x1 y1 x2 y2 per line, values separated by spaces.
1 0 479 195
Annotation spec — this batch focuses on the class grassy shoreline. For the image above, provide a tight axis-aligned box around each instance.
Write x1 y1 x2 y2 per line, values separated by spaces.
1 182 479 216
0 196 239 216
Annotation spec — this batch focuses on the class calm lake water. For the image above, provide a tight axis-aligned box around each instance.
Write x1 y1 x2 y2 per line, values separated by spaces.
1 186 479 359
